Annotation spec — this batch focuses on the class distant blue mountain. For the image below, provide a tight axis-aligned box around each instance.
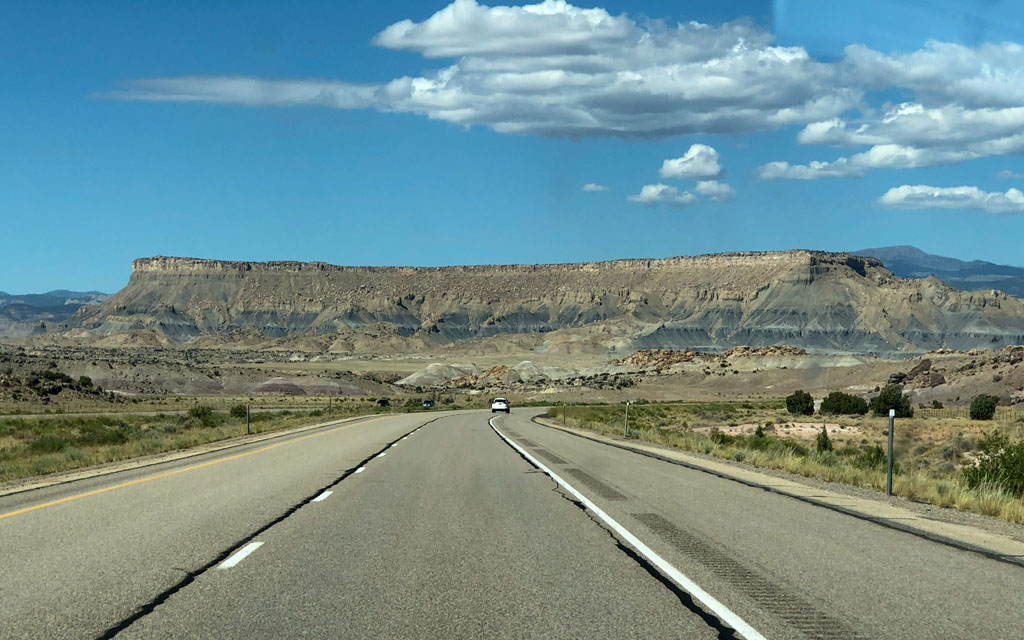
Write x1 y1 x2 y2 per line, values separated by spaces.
0 290 109 340
853 246 1024 297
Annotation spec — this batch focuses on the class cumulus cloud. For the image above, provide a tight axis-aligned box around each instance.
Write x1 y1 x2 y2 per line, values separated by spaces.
693 180 735 201
760 103 1024 178
843 41 1024 109
581 183 609 192
877 185 1024 214
659 144 722 179
758 42 1024 178
628 184 697 207
757 142 987 180
104 0 857 139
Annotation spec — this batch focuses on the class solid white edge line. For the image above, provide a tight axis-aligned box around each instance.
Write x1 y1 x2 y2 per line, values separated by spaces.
312 490 333 502
355 466 366 473
488 418 765 640
218 541 264 569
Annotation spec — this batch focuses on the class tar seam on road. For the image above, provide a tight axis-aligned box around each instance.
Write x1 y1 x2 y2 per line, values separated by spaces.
0 415 390 521
489 417 762 640
93 416 442 640
533 416 1024 569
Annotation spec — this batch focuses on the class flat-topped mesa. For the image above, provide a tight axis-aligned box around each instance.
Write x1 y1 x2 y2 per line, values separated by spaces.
72 250 1024 354
131 250 883 279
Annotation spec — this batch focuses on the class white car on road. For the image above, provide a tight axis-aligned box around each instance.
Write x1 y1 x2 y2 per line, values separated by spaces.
491 398 510 413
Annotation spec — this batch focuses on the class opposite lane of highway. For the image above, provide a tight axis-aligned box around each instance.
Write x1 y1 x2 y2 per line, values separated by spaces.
0 412 438 639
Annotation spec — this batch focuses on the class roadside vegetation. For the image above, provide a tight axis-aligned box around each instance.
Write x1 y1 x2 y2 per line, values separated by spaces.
544 398 1024 525
0 396 459 484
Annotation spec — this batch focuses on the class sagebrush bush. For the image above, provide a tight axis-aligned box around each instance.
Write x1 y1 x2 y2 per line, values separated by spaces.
188 405 214 420
962 430 1024 497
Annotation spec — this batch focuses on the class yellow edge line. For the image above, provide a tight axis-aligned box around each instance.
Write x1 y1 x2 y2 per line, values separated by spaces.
0 416 385 521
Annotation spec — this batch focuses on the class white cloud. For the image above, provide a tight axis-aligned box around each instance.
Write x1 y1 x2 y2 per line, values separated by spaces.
659 144 722 179
998 169 1024 179
582 183 609 192
105 0 857 139
877 185 1024 214
693 180 735 202
628 183 697 207
843 41 1024 109
372 0 637 58
757 143 985 180
103 76 378 108
758 41 1024 178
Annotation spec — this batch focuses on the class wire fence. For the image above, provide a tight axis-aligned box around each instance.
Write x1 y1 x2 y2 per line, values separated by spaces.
918 406 1024 421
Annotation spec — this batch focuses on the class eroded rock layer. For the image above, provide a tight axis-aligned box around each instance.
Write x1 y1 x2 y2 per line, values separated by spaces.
65 252 1024 354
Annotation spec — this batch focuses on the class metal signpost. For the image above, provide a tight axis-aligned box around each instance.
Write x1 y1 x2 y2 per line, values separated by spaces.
887 409 895 496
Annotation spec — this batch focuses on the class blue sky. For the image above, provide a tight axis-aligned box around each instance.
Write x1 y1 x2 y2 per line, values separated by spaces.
3 0 1024 293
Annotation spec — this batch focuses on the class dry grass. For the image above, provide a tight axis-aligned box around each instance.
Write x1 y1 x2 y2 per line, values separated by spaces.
0 398 442 483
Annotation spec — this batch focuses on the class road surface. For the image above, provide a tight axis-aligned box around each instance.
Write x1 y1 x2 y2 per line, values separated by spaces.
1 410 1021 639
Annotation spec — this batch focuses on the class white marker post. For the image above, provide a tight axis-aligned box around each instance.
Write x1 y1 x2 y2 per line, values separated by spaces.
624 401 631 438
887 409 895 496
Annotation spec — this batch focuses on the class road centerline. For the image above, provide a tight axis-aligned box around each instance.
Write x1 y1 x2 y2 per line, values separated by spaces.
218 542 264 569
312 491 333 502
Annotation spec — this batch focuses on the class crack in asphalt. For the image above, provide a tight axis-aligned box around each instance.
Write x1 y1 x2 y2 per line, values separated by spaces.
489 418 741 640
95 417 440 640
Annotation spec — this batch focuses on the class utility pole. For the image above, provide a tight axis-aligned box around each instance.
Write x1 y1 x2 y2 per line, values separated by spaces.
886 409 895 496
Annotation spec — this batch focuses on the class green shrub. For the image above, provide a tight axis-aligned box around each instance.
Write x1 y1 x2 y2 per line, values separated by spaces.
785 390 814 416
962 430 1024 497
78 375 93 388
188 405 214 420
969 394 999 421
857 444 887 469
868 384 914 418
229 404 248 419
709 428 736 446
815 425 833 452
931 400 944 409
820 391 868 415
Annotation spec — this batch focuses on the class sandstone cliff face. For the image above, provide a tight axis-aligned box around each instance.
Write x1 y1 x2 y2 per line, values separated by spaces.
65 252 1024 354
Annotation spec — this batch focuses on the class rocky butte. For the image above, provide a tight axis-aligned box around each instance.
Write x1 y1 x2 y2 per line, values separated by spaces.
62 251 1024 355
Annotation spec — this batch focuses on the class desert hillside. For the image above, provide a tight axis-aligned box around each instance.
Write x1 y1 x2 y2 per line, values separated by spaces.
58 251 1024 355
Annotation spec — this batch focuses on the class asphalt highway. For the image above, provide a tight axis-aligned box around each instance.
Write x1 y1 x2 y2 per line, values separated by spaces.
2 409 1022 639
